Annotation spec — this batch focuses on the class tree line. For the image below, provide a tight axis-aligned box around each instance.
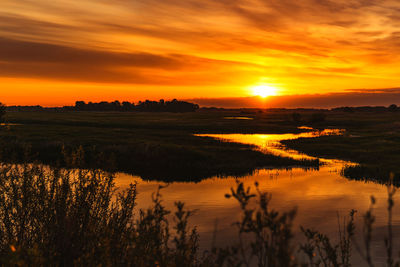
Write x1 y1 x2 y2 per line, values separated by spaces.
332 104 399 112
72 99 199 112
5 99 199 113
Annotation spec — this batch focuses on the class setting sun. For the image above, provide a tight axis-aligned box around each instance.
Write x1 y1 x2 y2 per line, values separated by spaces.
251 85 278 98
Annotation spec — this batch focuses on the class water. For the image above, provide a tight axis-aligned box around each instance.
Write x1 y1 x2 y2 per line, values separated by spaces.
114 128 400 265
195 128 345 161
223 116 254 120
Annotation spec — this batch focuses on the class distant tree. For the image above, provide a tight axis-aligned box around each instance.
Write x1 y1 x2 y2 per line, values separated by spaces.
75 101 86 110
0 102 5 123
71 99 198 112
388 104 398 112
122 101 135 111
111 100 122 110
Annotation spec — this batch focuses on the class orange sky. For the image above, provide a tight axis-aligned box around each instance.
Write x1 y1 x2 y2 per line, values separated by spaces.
1 0 400 106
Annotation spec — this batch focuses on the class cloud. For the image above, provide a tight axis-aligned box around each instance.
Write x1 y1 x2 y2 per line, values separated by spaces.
0 37 259 85
189 88 400 109
1 0 400 100
0 14 77 38
0 37 183 68
347 87 400 93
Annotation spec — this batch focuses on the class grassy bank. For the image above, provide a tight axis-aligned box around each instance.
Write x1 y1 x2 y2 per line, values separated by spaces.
281 110 400 183
0 110 318 181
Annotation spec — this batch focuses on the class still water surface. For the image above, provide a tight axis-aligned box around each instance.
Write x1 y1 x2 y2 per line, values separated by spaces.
115 128 400 264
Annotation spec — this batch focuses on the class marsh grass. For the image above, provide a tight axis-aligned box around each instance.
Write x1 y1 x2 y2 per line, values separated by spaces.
0 132 318 182
4 109 400 183
0 164 399 266
0 164 200 266
218 180 400 267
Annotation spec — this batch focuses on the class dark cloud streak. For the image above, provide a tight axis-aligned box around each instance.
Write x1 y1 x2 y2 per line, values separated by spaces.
0 37 258 85
190 89 400 108
0 37 183 68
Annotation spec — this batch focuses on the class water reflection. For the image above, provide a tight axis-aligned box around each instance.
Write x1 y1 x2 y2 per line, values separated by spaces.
114 128 398 265
195 127 345 161
223 116 254 120
0 123 22 126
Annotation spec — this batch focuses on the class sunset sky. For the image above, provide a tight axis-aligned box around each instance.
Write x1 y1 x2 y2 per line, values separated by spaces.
1 0 400 106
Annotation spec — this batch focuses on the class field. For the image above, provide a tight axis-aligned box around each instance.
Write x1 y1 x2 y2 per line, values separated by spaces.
1 108 399 182
0 110 318 181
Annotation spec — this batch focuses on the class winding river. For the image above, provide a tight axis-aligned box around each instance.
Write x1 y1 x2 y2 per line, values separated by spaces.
114 128 400 265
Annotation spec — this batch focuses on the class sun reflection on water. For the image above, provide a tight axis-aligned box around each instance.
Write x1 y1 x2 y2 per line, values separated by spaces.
195 127 346 162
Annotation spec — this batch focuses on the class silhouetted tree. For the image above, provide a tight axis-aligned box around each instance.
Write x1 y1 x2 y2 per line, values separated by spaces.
388 104 398 112
122 101 135 111
75 101 86 110
333 106 392 112
0 103 5 123
73 99 199 112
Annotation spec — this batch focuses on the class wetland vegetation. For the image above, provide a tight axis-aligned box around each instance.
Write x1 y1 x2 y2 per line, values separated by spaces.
0 109 320 181
281 107 400 184
1 105 400 182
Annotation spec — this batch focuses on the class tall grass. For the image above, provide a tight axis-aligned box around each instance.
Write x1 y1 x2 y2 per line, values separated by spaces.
0 164 398 266
0 164 199 266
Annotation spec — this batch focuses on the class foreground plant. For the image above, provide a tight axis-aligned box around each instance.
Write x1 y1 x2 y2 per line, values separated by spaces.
0 164 399 266
0 164 199 266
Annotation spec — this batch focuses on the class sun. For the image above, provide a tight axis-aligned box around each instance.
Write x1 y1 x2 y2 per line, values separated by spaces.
251 85 278 97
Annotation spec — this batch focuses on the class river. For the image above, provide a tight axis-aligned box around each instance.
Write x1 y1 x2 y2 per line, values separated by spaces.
114 128 400 265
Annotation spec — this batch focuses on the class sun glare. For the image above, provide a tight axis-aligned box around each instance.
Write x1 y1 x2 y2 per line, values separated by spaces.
251 85 278 97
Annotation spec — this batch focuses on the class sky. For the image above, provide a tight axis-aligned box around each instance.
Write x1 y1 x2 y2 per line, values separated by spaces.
1 0 400 106
190 88 400 108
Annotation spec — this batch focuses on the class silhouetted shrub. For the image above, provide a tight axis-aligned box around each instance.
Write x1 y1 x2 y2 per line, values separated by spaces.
0 103 5 123
0 164 200 266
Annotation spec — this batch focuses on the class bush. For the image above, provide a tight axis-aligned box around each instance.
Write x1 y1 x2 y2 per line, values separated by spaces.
0 165 199 266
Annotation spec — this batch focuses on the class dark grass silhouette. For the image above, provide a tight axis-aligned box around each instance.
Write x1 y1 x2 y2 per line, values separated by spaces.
0 132 319 182
0 163 399 266
0 164 200 266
